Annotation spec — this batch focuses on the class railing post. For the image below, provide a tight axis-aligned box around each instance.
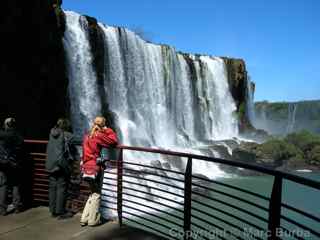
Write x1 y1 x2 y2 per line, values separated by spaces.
184 157 192 240
117 148 123 227
268 174 282 240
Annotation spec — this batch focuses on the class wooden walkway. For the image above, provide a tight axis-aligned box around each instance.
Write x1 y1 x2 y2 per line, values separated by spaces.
0 207 166 240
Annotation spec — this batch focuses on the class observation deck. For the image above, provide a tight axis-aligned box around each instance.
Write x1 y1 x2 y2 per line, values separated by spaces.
0 139 319 240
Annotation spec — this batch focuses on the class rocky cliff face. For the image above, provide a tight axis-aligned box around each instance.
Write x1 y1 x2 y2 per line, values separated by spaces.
0 1 250 138
0 0 68 138
253 100 320 136
222 58 252 131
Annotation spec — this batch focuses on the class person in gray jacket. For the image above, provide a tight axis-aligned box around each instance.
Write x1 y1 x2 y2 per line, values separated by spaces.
46 118 77 219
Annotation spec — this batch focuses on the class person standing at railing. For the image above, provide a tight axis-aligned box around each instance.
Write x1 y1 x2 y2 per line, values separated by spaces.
0 117 24 216
80 116 118 226
46 118 78 219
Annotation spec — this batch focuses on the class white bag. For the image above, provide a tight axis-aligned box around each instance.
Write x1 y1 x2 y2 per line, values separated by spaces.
80 193 101 226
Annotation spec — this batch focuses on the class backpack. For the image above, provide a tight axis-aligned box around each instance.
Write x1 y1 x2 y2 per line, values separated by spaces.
0 145 15 167
57 132 74 174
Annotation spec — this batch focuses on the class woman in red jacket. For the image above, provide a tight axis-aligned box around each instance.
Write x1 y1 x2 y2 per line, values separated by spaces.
81 116 118 193
80 116 118 226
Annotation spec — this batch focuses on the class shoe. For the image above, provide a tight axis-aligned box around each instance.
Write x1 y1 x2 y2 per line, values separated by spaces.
80 222 87 227
51 213 59 218
57 212 74 220
6 204 15 213
0 209 6 216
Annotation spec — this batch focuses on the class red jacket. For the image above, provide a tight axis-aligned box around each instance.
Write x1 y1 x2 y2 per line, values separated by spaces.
81 128 118 175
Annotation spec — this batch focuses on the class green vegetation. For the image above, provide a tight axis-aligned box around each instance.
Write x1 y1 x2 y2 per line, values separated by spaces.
285 130 320 152
256 138 303 163
233 102 246 120
256 130 320 167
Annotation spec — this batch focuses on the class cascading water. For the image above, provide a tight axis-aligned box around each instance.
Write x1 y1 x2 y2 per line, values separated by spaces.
286 103 298 134
246 76 255 124
63 11 102 135
63 11 240 220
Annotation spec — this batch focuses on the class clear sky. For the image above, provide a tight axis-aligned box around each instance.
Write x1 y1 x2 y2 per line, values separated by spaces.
62 0 320 102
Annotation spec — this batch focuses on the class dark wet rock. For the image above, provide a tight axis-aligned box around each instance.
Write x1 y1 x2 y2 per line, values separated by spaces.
0 0 68 138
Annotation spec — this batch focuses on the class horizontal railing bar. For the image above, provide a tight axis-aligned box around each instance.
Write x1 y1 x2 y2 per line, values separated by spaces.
192 195 268 223
102 183 118 188
123 161 184 175
33 193 48 198
25 141 320 190
192 208 262 240
281 172 320 190
122 204 182 228
33 188 48 192
101 188 118 194
191 221 226 240
192 214 246 240
122 216 179 240
122 211 178 239
122 179 184 199
33 198 48 201
25 139 48 144
192 175 270 201
103 177 118 182
105 172 185 191
33 173 48 177
281 203 320 223
123 167 185 183
192 183 269 212
191 201 265 231
122 197 183 224
34 162 45 166
281 215 320 237
101 199 117 205
122 192 184 216
101 206 117 211
123 186 184 206
118 145 320 190
101 193 117 199
33 183 48 188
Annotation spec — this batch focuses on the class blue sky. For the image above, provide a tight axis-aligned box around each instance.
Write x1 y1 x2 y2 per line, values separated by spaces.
62 0 320 102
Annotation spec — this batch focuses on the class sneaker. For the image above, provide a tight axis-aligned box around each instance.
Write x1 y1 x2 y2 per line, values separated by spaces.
57 212 74 220
80 222 87 227
6 204 15 213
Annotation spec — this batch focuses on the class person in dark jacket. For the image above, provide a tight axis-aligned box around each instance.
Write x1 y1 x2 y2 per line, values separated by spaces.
0 117 24 215
46 118 77 219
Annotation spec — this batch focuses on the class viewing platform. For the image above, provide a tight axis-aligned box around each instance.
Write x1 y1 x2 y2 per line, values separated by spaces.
0 207 164 240
1 140 318 240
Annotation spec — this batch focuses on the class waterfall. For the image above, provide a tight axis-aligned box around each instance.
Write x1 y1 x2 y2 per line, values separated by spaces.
63 11 240 220
287 103 298 134
246 76 255 124
63 11 102 136
98 26 238 148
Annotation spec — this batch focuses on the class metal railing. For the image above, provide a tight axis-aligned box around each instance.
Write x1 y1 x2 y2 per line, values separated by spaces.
24 140 320 240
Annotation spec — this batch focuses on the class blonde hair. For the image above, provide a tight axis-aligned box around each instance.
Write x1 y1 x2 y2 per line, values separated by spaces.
89 116 106 137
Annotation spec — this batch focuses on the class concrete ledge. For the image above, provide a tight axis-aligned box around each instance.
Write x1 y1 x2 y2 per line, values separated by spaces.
0 207 166 240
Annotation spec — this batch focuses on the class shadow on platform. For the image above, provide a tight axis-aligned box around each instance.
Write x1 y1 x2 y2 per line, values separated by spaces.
0 207 166 240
